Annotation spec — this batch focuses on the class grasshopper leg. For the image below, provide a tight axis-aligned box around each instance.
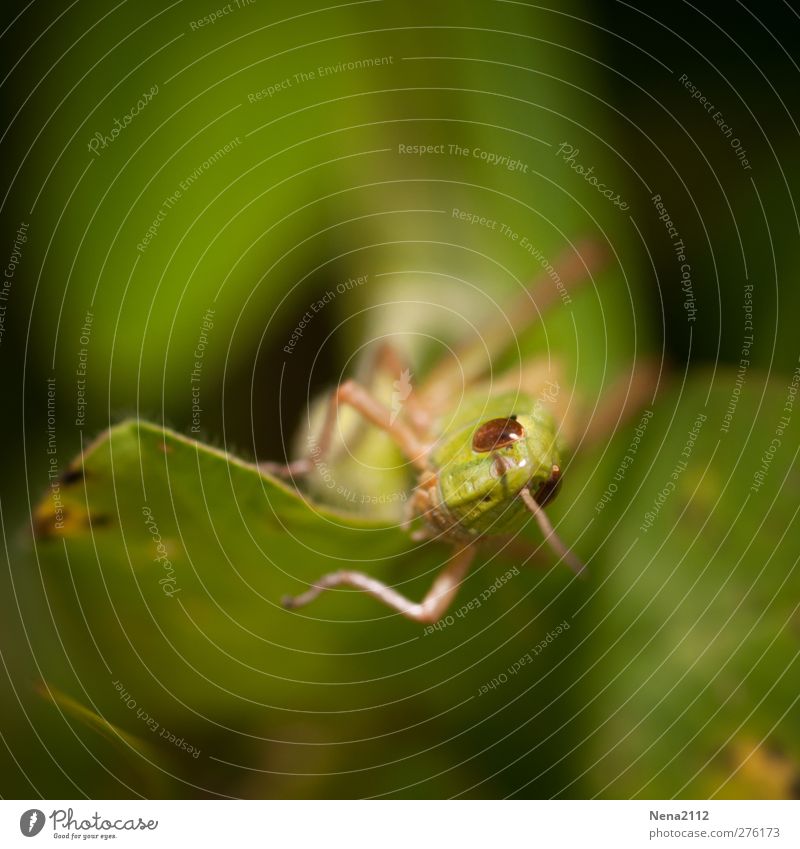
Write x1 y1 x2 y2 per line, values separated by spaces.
417 238 608 411
262 379 430 478
282 544 477 622
580 359 663 447
519 487 585 575
368 341 431 435
309 380 430 470
263 346 431 478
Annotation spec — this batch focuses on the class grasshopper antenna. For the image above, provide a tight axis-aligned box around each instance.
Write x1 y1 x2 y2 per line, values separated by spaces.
519 487 585 575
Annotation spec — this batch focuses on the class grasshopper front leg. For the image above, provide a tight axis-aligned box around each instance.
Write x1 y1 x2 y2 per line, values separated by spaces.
262 341 430 478
262 378 431 478
282 543 477 623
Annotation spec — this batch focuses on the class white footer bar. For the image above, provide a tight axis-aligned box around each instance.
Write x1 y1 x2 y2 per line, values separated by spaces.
3 799 797 848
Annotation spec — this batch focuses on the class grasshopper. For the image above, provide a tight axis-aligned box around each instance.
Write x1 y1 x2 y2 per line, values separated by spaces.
268 240 655 622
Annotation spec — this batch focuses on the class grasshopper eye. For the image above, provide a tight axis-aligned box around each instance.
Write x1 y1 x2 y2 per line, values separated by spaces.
472 417 525 453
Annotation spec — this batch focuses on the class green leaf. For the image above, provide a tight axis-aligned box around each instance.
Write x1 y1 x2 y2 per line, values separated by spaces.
33 420 422 720
28 417 588 797
561 371 800 799
30 368 800 799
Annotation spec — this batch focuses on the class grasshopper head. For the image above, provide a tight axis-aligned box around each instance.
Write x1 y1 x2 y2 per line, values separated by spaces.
431 407 583 572
433 407 563 536
471 414 562 503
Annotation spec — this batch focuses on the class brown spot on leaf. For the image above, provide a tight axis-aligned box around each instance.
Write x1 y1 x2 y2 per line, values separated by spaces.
90 514 112 528
32 503 111 540
59 466 85 486
33 505 77 540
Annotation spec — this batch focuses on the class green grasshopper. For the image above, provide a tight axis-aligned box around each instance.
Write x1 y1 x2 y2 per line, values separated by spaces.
268 240 654 622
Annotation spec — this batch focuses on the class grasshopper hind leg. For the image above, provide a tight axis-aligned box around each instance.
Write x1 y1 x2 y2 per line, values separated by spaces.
580 359 663 448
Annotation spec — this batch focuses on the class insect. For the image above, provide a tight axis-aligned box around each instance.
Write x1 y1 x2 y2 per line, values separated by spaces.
267 239 654 622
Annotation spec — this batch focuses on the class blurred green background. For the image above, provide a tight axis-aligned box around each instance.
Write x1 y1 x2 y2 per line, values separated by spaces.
0 0 798 799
